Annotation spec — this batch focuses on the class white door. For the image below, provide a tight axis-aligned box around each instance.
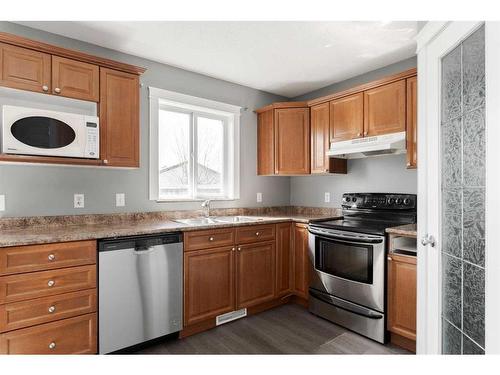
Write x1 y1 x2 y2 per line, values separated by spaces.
417 21 489 354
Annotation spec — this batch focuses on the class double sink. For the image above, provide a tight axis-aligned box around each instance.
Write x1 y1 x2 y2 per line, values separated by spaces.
174 216 267 225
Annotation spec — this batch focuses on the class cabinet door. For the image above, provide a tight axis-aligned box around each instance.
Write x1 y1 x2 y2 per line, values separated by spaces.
364 80 406 136
387 254 417 340
406 76 417 169
0 43 51 93
293 224 310 299
275 223 293 297
310 103 330 173
236 241 275 308
184 247 235 326
274 108 310 175
100 68 140 167
330 92 364 142
52 56 99 102
257 109 274 175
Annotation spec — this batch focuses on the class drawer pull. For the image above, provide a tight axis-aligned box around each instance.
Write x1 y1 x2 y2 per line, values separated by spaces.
231 247 235 252
238 247 242 251
48 305 56 313
47 280 55 287
209 237 214 241
255 232 260 236
48 342 56 350
54 87 61 94
48 254 56 261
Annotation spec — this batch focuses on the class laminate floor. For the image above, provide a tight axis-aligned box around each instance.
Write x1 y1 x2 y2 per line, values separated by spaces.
135 304 411 355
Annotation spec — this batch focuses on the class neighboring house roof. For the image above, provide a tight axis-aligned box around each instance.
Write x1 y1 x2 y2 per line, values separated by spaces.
159 161 220 186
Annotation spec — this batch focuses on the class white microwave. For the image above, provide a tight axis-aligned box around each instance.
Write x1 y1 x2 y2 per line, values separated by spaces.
1 105 99 159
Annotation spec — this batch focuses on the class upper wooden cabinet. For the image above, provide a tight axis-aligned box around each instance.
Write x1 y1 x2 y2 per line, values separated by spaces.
330 92 364 142
363 80 406 137
0 42 51 93
406 76 418 169
99 68 140 167
257 110 275 175
275 108 310 175
310 103 330 173
52 56 99 101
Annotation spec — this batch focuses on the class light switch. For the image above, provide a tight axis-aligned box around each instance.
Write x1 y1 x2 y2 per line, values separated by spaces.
116 193 125 207
74 194 85 208
0 195 5 211
256 192 263 203
324 192 331 203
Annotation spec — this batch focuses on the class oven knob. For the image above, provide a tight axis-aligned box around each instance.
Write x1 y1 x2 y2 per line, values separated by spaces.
352 197 357 203
388 198 394 205
395 198 402 205
403 198 411 206
345 197 351 202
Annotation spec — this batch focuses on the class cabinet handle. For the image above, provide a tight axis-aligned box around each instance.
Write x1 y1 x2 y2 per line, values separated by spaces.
47 280 55 287
103 159 109 164
231 247 235 252
48 305 56 313
255 232 260 236
238 247 241 251
406 162 411 167
357 132 362 137
42 85 49 92
364 132 368 136
54 87 61 94
209 237 214 241
48 342 56 350
387 256 393 261
48 254 56 261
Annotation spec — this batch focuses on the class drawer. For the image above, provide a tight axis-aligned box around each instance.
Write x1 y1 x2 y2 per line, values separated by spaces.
0 289 97 333
0 265 96 304
184 228 235 251
0 240 96 276
236 224 276 244
0 313 97 354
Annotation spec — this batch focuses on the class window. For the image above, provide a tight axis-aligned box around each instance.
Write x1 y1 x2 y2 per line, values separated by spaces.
149 87 240 201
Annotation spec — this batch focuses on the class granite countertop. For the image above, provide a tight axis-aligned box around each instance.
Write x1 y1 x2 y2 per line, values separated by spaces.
0 213 341 248
386 223 417 237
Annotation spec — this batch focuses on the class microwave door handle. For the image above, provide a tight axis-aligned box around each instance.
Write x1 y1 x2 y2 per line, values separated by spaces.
308 227 383 244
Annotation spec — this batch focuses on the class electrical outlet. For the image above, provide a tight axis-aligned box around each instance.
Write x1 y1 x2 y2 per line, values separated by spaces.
74 194 85 208
324 192 331 203
256 192 263 203
116 193 125 207
0 195 5 212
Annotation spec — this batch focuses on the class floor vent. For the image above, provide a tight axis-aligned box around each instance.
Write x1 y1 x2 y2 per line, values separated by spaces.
216 308 247 326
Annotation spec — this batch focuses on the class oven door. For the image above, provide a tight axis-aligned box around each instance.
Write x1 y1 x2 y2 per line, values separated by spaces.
308 226 385 312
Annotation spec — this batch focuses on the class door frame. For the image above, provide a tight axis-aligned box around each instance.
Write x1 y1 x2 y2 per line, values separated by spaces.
415 21 495 354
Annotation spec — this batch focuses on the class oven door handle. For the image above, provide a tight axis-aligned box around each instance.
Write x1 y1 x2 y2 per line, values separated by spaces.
308 227 384 244
309 289 383 320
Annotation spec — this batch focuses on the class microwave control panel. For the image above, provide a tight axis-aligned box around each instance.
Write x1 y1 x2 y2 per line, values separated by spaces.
84 120 100 159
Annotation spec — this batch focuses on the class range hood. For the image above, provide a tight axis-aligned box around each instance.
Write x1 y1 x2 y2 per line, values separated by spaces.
327 131 406 159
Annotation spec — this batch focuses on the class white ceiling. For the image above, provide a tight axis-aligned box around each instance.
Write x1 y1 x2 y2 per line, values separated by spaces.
17 21 418 98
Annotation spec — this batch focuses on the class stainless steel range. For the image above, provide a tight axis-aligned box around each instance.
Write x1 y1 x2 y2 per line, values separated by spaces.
307 193 417 343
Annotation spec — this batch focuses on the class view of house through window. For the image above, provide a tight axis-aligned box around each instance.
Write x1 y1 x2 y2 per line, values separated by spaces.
158 108 226 200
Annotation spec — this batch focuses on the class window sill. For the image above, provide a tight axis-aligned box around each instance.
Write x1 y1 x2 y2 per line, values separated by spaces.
155 197 238 203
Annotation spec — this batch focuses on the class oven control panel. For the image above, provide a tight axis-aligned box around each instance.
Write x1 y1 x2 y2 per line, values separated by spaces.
342 193 416 210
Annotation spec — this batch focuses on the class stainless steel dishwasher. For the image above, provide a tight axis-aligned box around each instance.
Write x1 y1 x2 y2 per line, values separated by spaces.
98 233 183 354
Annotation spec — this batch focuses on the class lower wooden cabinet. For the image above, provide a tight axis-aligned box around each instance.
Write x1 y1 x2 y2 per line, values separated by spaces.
236 242 275 308
293 224 310 300
0 313 97 354
275 223 293 297
183 247 236 326
387 253 417 344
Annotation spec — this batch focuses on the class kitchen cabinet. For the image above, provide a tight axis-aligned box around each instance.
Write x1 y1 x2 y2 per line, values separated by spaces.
0 32 145 168
387 252 417 352
236 242 276 308
363 80 406 137
311 102 348 174
0 239 97 354
51 56 99 101
330 92 364 142
275 223 293 297
257 109 275 175
0 42 51 93
406 76 418 168
183 246 236 326
275 107 311 175
99 68 140 167
293 224 310 300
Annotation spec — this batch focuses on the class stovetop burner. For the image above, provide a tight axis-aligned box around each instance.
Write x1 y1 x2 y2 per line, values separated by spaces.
309 193 417 235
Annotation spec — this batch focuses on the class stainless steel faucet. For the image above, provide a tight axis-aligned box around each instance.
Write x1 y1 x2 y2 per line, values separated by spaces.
201 199 211 217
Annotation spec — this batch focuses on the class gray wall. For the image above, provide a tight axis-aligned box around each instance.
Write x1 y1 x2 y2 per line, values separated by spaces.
290 57 418 207
0 22 290 217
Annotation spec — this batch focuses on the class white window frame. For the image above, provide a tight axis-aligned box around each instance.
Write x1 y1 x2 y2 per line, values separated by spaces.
149 87 241 202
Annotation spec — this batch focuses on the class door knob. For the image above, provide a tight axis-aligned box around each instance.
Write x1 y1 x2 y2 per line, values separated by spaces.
421 234 436 247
